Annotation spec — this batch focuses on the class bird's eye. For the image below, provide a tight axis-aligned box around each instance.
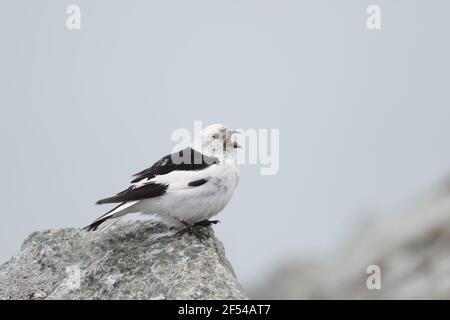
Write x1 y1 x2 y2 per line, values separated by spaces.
212 134 219 140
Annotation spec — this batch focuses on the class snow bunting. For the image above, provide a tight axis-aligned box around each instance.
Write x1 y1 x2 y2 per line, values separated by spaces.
84 124 241 240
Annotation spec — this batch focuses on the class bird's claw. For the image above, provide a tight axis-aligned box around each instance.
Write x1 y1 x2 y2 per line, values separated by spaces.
176 220 211 243
194 219 220 228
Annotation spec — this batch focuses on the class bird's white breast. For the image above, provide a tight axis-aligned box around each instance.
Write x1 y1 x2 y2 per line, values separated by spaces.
136 163 240 224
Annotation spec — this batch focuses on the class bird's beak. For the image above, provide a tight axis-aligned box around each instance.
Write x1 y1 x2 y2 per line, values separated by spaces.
226 129 242 149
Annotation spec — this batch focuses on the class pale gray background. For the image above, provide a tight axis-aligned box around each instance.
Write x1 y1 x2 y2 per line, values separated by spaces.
1 0 449 289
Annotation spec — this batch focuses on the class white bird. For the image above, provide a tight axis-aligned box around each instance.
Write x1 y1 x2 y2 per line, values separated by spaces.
84 124 241 240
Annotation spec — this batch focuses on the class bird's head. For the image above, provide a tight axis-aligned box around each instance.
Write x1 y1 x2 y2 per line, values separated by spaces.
192 124 241 161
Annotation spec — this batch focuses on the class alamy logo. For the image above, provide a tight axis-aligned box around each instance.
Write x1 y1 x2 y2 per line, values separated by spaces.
66 5 81 30
171 121 280 176
366 265 381 290
366 5 381 30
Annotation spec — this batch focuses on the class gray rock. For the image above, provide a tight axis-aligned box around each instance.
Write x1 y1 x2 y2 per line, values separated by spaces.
0 221 247 300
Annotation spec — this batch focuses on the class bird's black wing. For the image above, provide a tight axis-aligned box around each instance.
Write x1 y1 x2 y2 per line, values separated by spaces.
95 147 218 204
96 183 168 204
131 147 218 183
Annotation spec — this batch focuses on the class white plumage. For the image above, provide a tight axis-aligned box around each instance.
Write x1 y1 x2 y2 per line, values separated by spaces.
139 163 239 224
84 124 240 233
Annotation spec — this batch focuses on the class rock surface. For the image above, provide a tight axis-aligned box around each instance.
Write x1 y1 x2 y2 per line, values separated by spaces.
0 221 247 300
252 178 450 299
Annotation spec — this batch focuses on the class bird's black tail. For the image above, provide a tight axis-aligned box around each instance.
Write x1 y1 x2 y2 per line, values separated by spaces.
83 202 129 231
82 217 110 232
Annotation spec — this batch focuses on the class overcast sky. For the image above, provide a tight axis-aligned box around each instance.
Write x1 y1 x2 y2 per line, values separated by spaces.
1 0 449 288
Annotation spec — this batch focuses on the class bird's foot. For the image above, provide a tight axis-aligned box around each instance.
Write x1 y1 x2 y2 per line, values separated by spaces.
194 219 220 228
176 220 210 243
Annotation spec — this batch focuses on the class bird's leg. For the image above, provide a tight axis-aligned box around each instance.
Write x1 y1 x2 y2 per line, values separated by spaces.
194 220 220 228
176 220 210 242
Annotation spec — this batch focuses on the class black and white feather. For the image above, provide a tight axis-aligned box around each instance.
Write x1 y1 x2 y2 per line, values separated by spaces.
84 124 241 231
